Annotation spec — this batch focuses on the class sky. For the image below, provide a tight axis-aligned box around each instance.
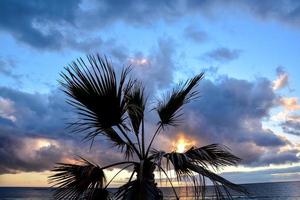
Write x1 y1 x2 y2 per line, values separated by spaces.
0 0 300 187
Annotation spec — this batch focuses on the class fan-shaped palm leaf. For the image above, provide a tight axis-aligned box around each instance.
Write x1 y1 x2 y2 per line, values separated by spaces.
146 72 204 156
126 83 146 135
60 55 141 157
49 158 109 200
125 83 146 155
156 72 204 128
150 145 247 199
60 55 131 142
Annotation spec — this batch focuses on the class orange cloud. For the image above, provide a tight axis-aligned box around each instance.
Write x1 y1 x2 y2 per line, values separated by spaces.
272 72 288 90
279 97 300 111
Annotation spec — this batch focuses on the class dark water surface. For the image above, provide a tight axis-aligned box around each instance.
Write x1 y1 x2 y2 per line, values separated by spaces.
0 181 300 199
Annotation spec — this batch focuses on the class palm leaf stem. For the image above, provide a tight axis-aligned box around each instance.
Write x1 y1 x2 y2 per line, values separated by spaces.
116 125 142 159
104 164 134 189
156 164 179 200
102 161 137 170
141 118 145 158
145 124 162 157
136 133 142 157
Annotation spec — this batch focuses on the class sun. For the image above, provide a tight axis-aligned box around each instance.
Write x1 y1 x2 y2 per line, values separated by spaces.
173 134 195 153
175 139 187 153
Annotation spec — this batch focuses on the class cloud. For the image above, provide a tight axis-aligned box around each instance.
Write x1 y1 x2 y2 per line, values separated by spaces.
233 0 300 27
0 127 66 174
0 61 299 174
183 25 208 43
0 124 130 174
2 0 300 50
272 67 289 90
126 38 177 94
203 47 242 62
0 0 81 50
281 115 300 136
273 69 300 136
156 76 299 166
0 87 73 138
222 165 300 184
65 36 103 53
80 0 300 28
279 97 300 111
0 87 125 174
0 57 22 81
0 97 16 122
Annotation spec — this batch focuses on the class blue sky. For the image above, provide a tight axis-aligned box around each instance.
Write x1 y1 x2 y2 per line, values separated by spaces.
0 0 300 186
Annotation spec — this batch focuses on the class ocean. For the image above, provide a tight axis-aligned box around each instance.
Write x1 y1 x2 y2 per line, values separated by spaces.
0 181 300 199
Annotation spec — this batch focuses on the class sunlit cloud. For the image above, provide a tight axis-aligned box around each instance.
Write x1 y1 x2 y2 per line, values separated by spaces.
272 67 289 90
0 97 16 122
279 97 300 111
128 57 149 65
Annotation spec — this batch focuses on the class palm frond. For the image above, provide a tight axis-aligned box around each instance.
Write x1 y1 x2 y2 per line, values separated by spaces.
52 54 247 199
126 82 146 135
150 145 247 199
156 72 204 128
103 128 134 160
185 144 241 170
60 54 131 144
162 150 247 199
49 158 110 200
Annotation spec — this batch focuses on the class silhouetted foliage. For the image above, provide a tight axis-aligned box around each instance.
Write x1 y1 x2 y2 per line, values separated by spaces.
50 54 247 199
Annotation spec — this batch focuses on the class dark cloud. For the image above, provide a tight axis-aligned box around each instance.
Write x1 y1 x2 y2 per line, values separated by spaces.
222 165 300 184
257 149 300 165
0 62 299 174
159 76 299 166
82 0 300 28
203 47 242 62
1 0 300 50
0 86 77 173
183 25 208 43
281 115 300 136
0 80 132 173
0 125 125 174
0 127 64 174
234 0 300 26
0 0 81 50
0 87 125 174
0 87 73 138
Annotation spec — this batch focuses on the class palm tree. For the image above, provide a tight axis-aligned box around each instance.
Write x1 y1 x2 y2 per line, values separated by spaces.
49 54 247 200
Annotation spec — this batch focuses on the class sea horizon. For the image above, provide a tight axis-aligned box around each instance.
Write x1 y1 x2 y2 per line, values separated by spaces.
1 181 300 199
1 179 299 188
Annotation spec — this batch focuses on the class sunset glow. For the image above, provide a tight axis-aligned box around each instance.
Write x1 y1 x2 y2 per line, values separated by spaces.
173 134 195 153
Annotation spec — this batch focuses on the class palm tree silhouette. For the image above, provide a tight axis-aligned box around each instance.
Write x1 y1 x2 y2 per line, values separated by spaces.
49 54 247 199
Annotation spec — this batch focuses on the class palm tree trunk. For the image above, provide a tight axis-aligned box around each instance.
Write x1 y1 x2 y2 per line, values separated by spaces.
134 160 163 200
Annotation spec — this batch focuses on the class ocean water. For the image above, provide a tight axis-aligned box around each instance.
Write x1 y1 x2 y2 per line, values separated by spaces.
0 181 300 200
